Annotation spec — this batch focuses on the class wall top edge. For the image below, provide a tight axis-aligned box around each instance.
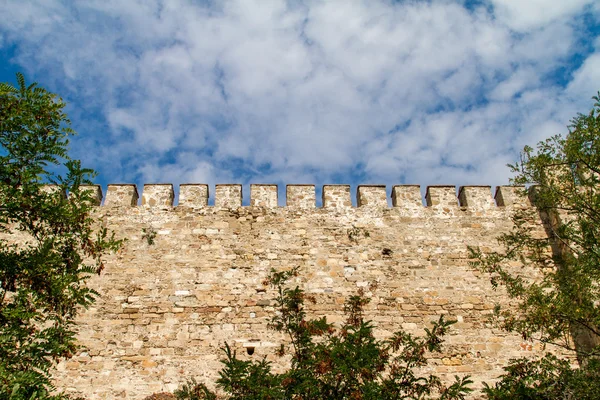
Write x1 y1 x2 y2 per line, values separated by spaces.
86 182 533 209
425 185 456 197
458 185 492 195
493 185 525 195
286 184 315 187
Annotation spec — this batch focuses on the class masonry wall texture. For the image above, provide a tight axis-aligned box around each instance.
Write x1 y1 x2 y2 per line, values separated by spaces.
37 183 559 399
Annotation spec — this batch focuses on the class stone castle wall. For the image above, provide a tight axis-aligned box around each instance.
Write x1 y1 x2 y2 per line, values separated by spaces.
42 183 554 399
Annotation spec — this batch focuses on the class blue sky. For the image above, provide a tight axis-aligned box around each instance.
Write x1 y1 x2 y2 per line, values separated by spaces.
1 0 599 205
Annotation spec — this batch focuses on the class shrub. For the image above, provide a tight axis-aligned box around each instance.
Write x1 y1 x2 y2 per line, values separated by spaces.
178 267 472 399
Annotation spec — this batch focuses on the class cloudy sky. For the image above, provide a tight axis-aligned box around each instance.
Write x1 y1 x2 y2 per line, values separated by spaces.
1 0 599 204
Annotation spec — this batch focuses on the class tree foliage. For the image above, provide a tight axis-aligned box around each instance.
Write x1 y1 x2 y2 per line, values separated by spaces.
470 93 600 397
178 267 472 400
483 355 600 400
0 73 122 399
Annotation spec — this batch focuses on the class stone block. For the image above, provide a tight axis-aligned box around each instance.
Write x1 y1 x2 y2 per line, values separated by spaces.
425 185 457 208
250 184 278 207
286 185 315 208
495 186 530 207
391 185 422 215
104 184 138 207
357 185 387 207
179 184 208 207
215 184 242 208
322 185 351 209
142 184 174 207
458 186 494 210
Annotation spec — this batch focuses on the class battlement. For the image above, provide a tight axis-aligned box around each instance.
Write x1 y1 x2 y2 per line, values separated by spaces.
78 183 531 211
32 181 551 399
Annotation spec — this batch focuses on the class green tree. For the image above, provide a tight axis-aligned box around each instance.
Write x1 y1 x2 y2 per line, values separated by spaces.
470 94 600 397
0 73 122 399
177 267 472 400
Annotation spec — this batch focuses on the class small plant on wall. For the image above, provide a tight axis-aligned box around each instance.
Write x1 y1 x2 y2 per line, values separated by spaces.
347 225 370 243
142 227 158 245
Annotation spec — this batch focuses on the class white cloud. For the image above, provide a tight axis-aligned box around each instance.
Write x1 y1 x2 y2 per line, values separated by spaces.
567 53 600 104
490 0 593 31
0 0 598 190
489 67 539 101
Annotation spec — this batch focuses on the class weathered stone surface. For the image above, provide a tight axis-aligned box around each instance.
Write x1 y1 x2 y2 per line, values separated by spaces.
2 183 566 398
357 185 387 207
495 186 530 208
142 184 174 208
392 185 423 216
322 185 351 209
426 185 458 216
250 184 278 207
286 185 315 208
179 184 208 208
105 184 139 207
215 184 242 208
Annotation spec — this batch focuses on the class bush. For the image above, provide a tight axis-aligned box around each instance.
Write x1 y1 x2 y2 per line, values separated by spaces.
177 267 472 400
483 354 600 400
174 379 216 400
